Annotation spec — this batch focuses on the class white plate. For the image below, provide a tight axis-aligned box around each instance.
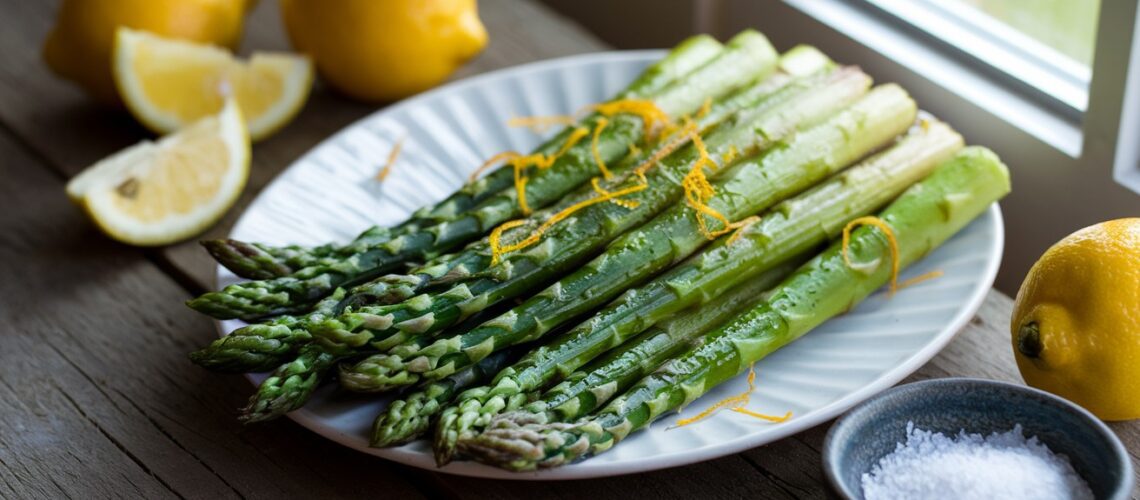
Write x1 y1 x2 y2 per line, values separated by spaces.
218 50 1004 480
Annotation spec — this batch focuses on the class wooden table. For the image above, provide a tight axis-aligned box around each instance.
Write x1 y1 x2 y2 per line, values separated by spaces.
1 1 1135 498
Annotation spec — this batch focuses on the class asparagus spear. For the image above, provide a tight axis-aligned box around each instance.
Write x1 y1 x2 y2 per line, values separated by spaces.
240 344 338 423
434 259 800 462
189 31 777 321
462 146 1012 470
239 276 539 422
366 347 524 447
431 118 960 463
188 289 345 373
188 47 832 374
204 36 726 280
332 84 914 396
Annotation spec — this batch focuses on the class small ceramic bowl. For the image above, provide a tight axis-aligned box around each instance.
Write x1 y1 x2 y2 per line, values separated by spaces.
822 378 1134 499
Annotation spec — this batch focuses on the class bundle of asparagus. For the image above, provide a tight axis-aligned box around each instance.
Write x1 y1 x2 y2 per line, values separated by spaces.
185 30 1011 472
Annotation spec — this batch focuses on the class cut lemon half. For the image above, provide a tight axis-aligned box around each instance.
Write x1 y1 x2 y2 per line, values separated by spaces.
113 27 312 141
67 100 250 246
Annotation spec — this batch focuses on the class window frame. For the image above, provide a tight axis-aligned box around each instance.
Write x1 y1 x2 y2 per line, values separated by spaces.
715 0 1140 192
710 0 1140 292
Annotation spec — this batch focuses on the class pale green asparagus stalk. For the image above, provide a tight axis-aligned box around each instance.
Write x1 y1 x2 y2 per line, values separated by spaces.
190 31 776 320
461 147 1011 470
335 84 914 399
431 118 960 463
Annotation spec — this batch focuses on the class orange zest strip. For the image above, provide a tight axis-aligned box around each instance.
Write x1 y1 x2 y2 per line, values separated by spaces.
488 219 530 265
489 175 648 264
507 114 577 133
679 128 755 241
673 394 750 427
899 269 943 290
592 177 639 209
504 126 591 215
513 166 531 215
468 151 523 183
731 408 794 423
721 145 740 165
725 216 760 245
592 99 671 142
842 216 901 295
542 127 590 169
673 365 792 428
695 97 713 119
375 139 404 181
487 120 698 266
591 118 612 179
632 120 698 176
673 366 757 427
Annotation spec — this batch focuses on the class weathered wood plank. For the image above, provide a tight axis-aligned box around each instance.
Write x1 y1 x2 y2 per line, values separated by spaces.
0 130 427 499
0 0 608 293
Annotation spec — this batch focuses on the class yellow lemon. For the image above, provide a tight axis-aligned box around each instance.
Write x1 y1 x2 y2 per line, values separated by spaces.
42 0 246 105
114 28 313 141
66 100 250 246
1012 218 1140 420
279 0 488 102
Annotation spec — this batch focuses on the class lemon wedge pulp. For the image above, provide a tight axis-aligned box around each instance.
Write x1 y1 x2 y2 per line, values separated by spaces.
113 27 312 141
67 100 250 246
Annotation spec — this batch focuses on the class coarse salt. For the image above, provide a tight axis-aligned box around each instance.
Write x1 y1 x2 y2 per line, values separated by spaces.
861 422 1093 500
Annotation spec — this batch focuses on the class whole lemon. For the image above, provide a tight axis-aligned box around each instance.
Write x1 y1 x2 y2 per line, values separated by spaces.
279 0 488 102
43 0 247 105
1012 218 1140 420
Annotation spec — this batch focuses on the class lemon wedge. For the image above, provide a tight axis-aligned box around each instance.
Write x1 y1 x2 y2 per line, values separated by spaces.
67 100 250 246
113 27 312 141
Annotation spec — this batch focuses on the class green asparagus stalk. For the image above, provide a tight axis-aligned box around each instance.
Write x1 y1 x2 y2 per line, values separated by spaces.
366 347 524 447
187 46 832 374
204 36 726 280
434 258 800 463
189 31 777 320
430 118 959 463
462 146 1011 470
332 83 914 396
188 288 346 373
190 245 495 373
240 344 339 423
240 283 524 424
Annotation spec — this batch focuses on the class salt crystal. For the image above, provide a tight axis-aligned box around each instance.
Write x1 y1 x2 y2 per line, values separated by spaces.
861 422 1093 500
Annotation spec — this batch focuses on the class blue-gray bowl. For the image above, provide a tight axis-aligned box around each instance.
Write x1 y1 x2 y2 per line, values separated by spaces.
822 378 1134 499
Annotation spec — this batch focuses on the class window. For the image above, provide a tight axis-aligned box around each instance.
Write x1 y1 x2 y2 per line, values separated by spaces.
958 0 1100 66
713 0 1139 292
865 0 1098 116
